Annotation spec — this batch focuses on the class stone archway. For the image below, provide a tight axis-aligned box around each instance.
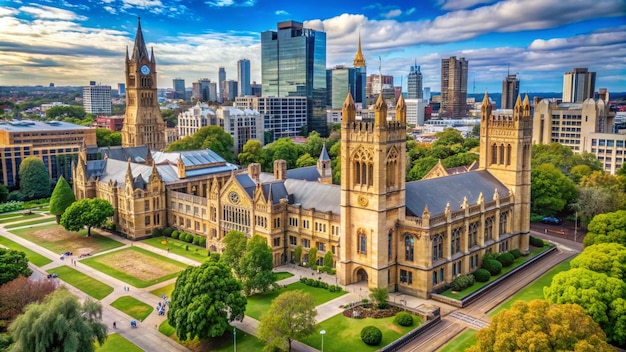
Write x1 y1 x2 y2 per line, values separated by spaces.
356 268 369 282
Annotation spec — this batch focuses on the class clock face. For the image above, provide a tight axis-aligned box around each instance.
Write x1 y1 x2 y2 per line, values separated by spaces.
228 191 240 204
140 65 150 75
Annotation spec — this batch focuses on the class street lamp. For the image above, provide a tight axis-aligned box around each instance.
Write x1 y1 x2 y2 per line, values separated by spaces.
233 327 236 352
320 329 326 352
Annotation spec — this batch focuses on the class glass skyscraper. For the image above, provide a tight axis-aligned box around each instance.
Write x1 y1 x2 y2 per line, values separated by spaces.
407 64 423 99
237 59 251 96
261 20 328 136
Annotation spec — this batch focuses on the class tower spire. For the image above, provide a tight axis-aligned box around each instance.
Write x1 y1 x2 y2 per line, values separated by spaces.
131 16 149 62
353 32 366 67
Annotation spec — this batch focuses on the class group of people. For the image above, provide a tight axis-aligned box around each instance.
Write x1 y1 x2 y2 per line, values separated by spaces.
157 294 169 316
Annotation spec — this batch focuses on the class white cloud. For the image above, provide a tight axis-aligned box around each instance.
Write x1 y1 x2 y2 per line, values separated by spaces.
275 10 289 16
382 9 401 19
122 0 163 8
204 0 256 7
19 4 87 21
438 0 499 10
0 6 19 17
103 6 116 14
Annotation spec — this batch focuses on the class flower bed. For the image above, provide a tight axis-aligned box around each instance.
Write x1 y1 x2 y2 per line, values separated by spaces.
343 304 401 319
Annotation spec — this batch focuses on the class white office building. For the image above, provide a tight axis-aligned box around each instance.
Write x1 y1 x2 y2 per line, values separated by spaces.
235 96 307 142
177 102 215 138
216 107 263 154
83 82 111 115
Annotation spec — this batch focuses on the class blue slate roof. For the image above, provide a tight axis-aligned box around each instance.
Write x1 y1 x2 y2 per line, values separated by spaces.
284 179 340 214
286 166 321 182
152 149 226 166
99 146 150 163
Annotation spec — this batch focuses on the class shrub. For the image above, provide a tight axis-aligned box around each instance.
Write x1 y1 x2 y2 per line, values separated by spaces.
509 248 521 259
171 230 179 239
482 252 498 261
450 274 475 291
151 227 163 237
199 237 206 247
361 326 382 346
529 236 545 247
394 312 414 327
104 221 116 231
163 227 174 237
0 201 24 213
329 269 336 275
497 252 515 267
192 236 200 245
482 258 503 276
473 269 491 282
184 233 194 243
300 277 307 284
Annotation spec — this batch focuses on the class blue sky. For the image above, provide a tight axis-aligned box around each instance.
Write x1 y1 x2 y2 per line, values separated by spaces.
0 0 625 93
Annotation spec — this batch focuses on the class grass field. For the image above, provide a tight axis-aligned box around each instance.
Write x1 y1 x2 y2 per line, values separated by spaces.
141 236 210 263
158 320 264 352
110 296 154 321
81 246 188 288
274 271 294 281
300 312 424 351
438 329 477 352
0 213 42 223
4 217 55 229
150 282 176 298
9 223 124 255
246 282 346 320
0 235 52 266
95 333 142 352
51 265 114 300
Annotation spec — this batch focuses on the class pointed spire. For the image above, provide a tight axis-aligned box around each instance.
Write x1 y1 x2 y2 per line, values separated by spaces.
396 94 406 124
514 93 522 109
342 92 356 125
374 92 387 126
131 16 150 62
151 47 155 63
319 143 330 162
493 188 499 200
353 32 366 67
422 204 430 218
523 93 530 107
125 158 133 183
477 192 484 204
481 90 490 107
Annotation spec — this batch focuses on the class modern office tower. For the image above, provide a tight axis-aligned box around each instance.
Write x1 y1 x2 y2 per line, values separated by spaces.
501 73 520 109
251 81 262 96
121 17 166 151
366 74 394 96
407 63 423 99
199 78 211 101
326 65 361 109
173 78 185 100
191 82 202 101
216 106 263 154
218 67 226 102
118 83 126 97
83 82 112 115
222 80 238 102
440 56 468 118
235 96 307 142
208 82 218 102
261 20 328 136
562 67 596 103
237 59 251 96
423 87 431 102
353 34 367 105
405 99 427 126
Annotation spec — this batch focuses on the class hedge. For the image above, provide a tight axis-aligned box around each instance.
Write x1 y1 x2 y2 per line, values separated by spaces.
482 258 502 276
496 252 515 267
361 326 382 346
473 269 491 282
509 248 521 259
163 227 174 237
171 230 180 239
529 236 545 247
450 274 475 291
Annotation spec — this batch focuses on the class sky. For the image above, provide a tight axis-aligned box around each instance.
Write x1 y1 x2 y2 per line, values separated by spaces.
0 0 625 94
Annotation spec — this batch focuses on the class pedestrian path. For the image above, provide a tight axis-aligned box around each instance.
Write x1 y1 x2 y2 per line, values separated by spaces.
447 311 490 330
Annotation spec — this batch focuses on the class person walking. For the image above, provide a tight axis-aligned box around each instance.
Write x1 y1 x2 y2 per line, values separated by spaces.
113 321 116 329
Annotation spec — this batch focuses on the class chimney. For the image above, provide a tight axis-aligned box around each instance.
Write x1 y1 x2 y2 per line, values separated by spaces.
274 160 287 181
248 163 261 182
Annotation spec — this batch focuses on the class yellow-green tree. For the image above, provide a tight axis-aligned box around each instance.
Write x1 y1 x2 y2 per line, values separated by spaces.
257 290 316 351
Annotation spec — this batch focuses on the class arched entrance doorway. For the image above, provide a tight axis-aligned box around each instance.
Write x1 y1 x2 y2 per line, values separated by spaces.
356 268 369 282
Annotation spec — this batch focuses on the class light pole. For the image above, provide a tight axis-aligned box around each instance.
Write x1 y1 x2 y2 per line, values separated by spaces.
320 329 326 352
233 327 236 352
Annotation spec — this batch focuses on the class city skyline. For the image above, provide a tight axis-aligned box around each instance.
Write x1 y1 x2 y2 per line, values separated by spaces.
0 0 624 93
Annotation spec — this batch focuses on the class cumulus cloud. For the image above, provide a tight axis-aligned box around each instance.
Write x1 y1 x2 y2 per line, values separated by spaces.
122 0 163 9
103 6 116 14
204 0 256 7
0 6 19 16
19 4 87 21
382 9 401 19
438 0 499 10
275 10 289 15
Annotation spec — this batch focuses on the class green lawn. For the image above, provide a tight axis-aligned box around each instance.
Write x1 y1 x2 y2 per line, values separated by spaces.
275 271 294 281
95 333 142 352
441 245 552 300
150 282 176 298
141 236 210 262
81 247 188 288
246 282 346 320
438 329 477 352
158 320 265 351
0 213 42 223
489 258 573 316
4 217 55 229
300 312 424 351
110 296 154 321
51 265 114 300
9 224 124 255
0 235 52 266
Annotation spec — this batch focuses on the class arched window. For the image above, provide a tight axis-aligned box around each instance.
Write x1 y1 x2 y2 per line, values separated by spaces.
491 144 498 164
388 230 393 260
355 161 360 184
499 211 509 236
499 144 505 164
405 235 414 261
451 228 461 255
358 229 367 254
368 164 374 186
469 221 479 247
485 216 494 241
506 144 512 166
432 234 443 261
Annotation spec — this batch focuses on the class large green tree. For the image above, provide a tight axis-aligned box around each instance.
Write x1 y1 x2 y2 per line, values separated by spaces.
544 268 626 345
531 163 578 216
295 153 317 168
573 188 619 227
0 248 31 286
257 290 316 352
265 138 303 170
95 128 122 147
303 131 324 158
168 258 246 340
238 140 267 168
49 175 76 223
240 235 277 295
60 198 114 236
407 156 439 181
165 126 235 162
467 300 613 352
8 289 107 352
220 230 247 279
0 276 55 333
45 105 86 120
584 210 626 247
18 156 50 199
571 243 626 280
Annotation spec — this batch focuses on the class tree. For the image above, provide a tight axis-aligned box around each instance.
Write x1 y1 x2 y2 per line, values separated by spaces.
238 140 266 168
95 128 122 147
303 131 324 157
572 188 619 227
240 235 277 295
296 153 317 168
45 105 86 120
433 128 464 147
18 156 50 199
330 142 341 184
531 163 578 216
60 198 114 236
266 138 303 169
0 248 31 286
257 290 316 352
294 245 303 264
220 230 247 279
323 251 333 268
467 300 613 352
369 287 389 309
165 126 235 162
0 276 55 332
168 258 246 340
584 210 626 247
544 268 626 345
0 184 8 203
8 289 107 352
49 175 75 223
407 156 439 181
571 243 626 280
161 108 177 127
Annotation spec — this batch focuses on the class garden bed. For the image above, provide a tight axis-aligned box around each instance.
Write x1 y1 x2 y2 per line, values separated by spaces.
343 304 401 319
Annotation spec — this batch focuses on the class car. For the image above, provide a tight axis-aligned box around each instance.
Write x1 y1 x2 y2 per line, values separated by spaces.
541 216 562 225
47 273 58 279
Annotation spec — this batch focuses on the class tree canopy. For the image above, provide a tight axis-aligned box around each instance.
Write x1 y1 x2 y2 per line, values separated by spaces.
45 105 86 120
583 210 626 247
257 290 316 352
0 248 31 286
238 140 266 168
240 235 277 295
0 276 55 333
467 300 613 352
220 230 247 279
531 163 578 216
165 126 235 162
8 289 107 352
60 198 114 236
49 175 76 223
168 258 246 340
96 128 122 147
571 243 626 280
18 156 50 199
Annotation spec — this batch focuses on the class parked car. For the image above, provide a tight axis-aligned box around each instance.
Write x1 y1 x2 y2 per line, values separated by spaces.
541 216 562 225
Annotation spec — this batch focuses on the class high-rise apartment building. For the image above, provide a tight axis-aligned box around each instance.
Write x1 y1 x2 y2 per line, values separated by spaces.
501 74 520 109
216 106 263 155
261 20 327 136
235 96 307 142
83 82 111 115
327 66 360 109
366 74 393 96
407 64 423 99
423 87 431 102
440 56 468 118
173 78 185 100
218 67 226 102
562 68 596 103
237 59 251 97
223 80 238 103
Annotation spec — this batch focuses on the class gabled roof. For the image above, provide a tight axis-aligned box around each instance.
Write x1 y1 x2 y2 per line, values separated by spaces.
319 144 330 162
262 182 290 205
152 149 227 167
99 146 149 163
236 174 257 198
284 179 340 214
286 166 321 182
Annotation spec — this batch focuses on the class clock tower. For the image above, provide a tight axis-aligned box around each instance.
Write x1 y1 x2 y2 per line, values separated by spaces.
121 17 166 151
